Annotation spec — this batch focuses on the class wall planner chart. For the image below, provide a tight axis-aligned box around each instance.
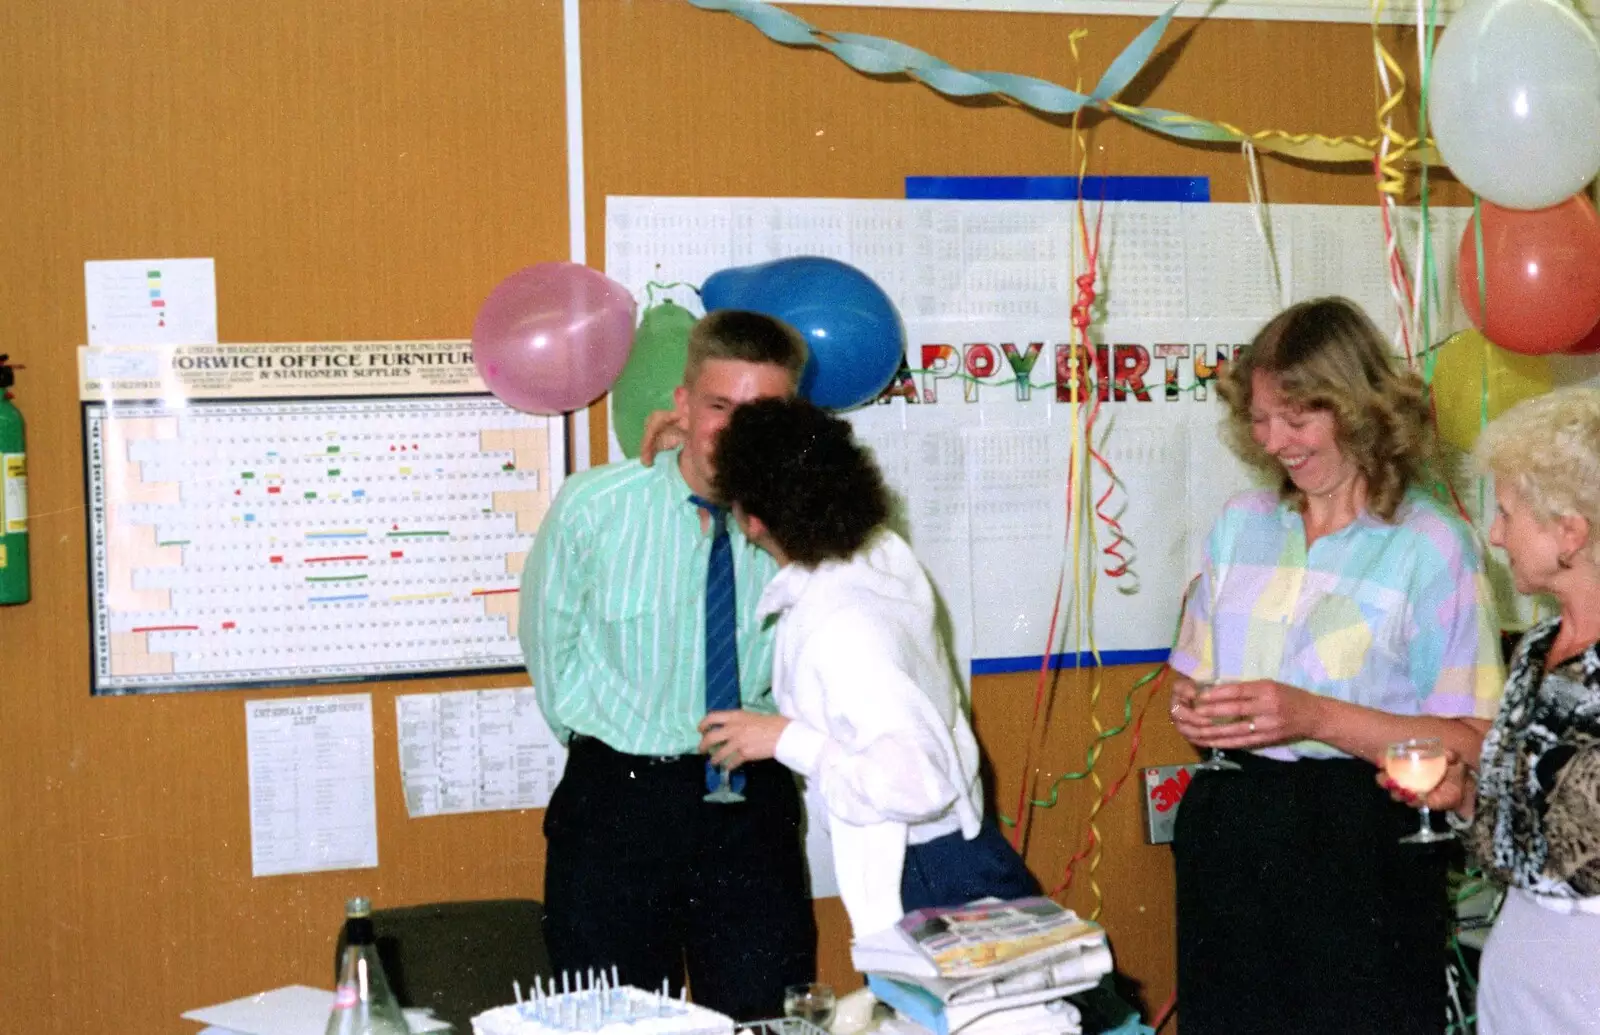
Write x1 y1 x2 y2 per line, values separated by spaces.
606 196 1501 670
78 341 563 695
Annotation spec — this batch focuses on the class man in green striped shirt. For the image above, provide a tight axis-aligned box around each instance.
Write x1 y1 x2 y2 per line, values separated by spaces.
519 310 816 1021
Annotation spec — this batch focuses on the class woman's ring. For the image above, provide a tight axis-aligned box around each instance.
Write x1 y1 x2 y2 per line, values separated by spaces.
1248 718 1258 734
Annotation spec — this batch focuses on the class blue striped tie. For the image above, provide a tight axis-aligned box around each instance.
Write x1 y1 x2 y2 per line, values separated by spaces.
691 495 746 794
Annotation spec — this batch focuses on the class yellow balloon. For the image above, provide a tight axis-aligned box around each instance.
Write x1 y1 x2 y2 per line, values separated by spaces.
1429 330 1553 451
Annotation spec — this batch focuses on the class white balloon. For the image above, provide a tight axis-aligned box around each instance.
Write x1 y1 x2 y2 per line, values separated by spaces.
1429 0 1600 210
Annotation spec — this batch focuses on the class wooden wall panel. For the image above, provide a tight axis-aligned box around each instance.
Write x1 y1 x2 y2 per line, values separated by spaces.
0 0 1459 1030
0 1 567 1031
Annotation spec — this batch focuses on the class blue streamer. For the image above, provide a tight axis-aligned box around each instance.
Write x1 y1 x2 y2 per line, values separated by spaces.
687 0 1414 164
687 0 1182 116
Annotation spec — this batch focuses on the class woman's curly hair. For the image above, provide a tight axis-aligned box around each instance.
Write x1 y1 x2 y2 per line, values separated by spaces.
1476 386 1600 564
712 397 889 567
1218 297 1433 522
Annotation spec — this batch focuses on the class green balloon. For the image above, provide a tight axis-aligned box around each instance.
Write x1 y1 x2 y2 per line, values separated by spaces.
612 301 694 458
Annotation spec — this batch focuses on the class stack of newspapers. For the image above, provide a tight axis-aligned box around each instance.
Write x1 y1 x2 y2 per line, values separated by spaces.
852 897 1115 1035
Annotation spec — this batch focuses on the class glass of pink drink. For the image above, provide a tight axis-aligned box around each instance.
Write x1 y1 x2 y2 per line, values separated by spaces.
1384 737 1454 844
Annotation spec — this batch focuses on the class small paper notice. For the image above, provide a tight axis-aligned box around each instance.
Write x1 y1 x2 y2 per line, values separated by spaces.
85 257 217 346
246 694 379 877
183 984 452 1035
396 687 567 817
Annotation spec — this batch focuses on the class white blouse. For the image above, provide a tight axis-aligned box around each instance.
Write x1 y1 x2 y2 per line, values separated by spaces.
760 529 984 936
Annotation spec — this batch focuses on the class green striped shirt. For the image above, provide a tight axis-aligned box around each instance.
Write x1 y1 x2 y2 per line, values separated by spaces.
518 448 779 754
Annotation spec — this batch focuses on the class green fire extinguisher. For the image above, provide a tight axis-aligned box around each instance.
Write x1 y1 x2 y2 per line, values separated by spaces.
0 354 28 605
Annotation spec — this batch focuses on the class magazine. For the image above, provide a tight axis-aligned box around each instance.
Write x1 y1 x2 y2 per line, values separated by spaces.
865 974 1093 1035
863 939 1116 1035
856 897 1100 979
852 899 1115 1035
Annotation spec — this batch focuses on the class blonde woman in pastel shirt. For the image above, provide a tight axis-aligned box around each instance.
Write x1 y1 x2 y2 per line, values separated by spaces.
1167 298 1503 1035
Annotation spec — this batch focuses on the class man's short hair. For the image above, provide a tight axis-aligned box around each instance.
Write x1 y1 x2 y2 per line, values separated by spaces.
685 310 808 387
713 397 889 567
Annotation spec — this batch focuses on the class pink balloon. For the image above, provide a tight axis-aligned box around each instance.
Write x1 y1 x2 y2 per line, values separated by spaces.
471 263 638 414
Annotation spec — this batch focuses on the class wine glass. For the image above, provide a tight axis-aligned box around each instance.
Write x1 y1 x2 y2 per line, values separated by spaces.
783 983 836 1030
1384 737 1454 844
701 724 747 804
703 763 746 804
1192 681 1243 772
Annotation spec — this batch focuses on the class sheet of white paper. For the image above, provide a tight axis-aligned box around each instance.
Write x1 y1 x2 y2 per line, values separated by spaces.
605 197 1505 662
183 985 450 1035
246 694 378 877
606 196 1466 352
84 257 217 346
396 687 567 817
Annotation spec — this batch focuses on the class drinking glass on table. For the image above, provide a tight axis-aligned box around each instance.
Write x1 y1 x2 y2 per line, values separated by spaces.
783 983 836 1029
1192 681 1244 772
1384 737 1454 844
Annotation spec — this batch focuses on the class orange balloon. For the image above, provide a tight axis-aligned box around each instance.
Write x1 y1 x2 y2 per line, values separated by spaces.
1457 194 1600 355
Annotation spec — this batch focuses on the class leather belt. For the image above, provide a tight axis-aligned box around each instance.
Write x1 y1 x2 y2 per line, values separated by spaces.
568 734 698 768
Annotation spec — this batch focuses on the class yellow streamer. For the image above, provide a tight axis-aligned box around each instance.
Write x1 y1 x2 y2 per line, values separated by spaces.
1105 103 1441 166
1018 28 1092 870
1066 27 1109 923
1372 0 1413 198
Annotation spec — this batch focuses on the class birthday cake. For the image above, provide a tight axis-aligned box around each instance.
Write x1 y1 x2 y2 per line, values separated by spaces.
471 976 737 1035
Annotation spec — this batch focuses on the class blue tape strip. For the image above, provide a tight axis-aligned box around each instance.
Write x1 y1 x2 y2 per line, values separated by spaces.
970 648 1171 676
906 175 1209 203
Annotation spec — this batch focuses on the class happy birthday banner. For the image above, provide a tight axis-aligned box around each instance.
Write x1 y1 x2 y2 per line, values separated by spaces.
879 338 1243 406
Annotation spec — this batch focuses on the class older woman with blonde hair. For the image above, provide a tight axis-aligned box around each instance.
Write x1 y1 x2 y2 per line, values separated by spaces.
1168 298 1504 1035
1382 385 1600 1033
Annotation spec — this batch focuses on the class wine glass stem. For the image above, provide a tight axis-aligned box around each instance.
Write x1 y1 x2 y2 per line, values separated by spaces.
1418 805 1432 836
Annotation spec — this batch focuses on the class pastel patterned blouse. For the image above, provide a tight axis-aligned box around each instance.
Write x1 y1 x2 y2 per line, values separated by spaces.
1170 488 1504 759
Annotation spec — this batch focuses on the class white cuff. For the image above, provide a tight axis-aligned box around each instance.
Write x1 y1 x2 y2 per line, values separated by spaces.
775 720 828 778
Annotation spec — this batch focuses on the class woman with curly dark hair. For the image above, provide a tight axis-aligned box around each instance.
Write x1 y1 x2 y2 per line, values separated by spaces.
1166 298 1505 1034
693 396 1037 936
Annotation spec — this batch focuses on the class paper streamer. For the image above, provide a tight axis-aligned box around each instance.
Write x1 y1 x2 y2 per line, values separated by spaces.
688 0 1445 166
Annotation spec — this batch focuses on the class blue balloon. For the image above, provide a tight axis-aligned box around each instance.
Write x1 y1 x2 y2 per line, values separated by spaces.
700 257 906 410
